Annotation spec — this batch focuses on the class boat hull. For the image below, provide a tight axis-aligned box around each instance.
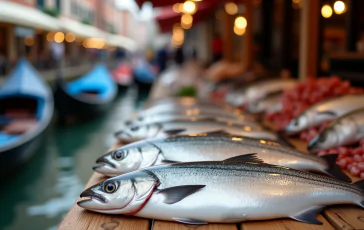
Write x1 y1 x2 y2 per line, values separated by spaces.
0 126 47 174
54 82 114 123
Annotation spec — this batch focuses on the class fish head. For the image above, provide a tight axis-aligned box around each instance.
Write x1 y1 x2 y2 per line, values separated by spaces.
114 124 161 142
78 170 158 214
285 113 309 134
94 147 143 176
94 143 162 176
307 127 338 152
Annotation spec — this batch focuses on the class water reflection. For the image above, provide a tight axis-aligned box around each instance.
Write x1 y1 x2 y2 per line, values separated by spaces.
1 87 143 230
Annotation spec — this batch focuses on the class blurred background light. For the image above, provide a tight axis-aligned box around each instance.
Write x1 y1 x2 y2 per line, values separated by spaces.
321 4 333 18
172 25 184 47
24 36 34 46
234 26 246 36
225 2 238 15
235 16 247 29
173 3 182 13
54 32 65 43
183 1 197 14
333 1 346 14
46 32 55 42
181 14 193 25
65 33 76 43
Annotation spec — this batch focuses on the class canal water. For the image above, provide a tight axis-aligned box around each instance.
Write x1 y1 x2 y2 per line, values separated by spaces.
1 87 148 230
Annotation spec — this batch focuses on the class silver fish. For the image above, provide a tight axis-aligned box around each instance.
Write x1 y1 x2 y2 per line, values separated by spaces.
246 94 282 114
136 103 245 119
147 97 226 108
94 134 350 182
125 114 260 128
308 108 364 152
285 94 364 134
79 159 364 224
225 79 297 107
115 119 277 142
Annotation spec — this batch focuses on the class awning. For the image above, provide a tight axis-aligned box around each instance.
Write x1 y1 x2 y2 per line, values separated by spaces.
156 0 220 32
0 1 62 31
61 18 106 39
106 34 138 52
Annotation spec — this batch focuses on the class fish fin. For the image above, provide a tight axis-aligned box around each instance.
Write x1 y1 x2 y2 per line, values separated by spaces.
172 218 208 225
316 110 337 119
223 153 264 164
164 129 186 135
203 130 232 136
353 180 364 207
161 159 181 164
276 131 294 148
158 185 206 204
290 206 324 225
321 154 352 182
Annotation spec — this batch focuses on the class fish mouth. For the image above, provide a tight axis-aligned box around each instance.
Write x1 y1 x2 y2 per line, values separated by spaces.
307 137 319 152
114 130 132 139
95 157 117 169
78 187 106 206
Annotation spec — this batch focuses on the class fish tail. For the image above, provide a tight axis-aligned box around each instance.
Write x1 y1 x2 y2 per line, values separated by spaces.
353 180 364 208
321 154 352 182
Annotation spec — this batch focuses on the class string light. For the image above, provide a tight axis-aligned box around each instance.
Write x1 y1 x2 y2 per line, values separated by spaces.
333 1 346 14
54 32 65 43
234 26 246 36
321 4 333 18
65 33 76 42
235 16 247 29
225 2 238 15
182 1 197 14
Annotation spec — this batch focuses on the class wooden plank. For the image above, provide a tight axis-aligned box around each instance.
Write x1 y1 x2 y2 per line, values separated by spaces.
153 221 237 230
241 216 334 230
323 206 364 230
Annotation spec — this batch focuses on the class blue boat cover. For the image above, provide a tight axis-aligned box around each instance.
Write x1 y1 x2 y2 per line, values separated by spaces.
67 64 117 101
133 59 156 84
0 58 51 119
0 58 51 100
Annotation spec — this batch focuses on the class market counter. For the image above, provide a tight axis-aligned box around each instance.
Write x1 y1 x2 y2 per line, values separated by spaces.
59 140 364 230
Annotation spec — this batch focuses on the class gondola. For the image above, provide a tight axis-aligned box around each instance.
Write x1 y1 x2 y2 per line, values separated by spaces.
133 58 157 91
112 61 133 90
54 64 117 123
0 59 54 174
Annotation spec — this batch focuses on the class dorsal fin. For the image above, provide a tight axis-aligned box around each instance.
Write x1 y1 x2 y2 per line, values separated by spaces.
223 154 264 164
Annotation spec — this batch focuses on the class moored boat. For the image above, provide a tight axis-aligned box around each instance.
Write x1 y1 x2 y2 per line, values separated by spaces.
0 58 54 174
54 64 117 123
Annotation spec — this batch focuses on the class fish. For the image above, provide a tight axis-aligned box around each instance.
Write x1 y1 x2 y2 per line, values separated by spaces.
79 157 364 224
308 108 364 152
114 119 278 142
225 79 297 107
134 103 245 119
147 97 226 108
124 114 260 128
94 133 350 182
285 94 364 135
246 94 283 114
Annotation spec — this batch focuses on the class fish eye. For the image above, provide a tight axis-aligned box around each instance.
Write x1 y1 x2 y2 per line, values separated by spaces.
104 182 117 193
319 134 327 142
113 151 125 160
130 126 139 131
293 119 299 126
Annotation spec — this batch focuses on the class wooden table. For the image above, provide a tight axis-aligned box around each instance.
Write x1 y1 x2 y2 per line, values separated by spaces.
59 140 364 230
